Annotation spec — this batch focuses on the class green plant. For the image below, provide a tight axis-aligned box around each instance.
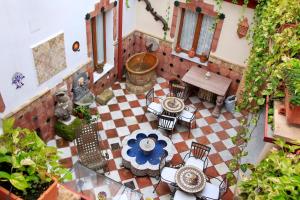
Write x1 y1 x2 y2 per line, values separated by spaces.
238 139 300 199
125 0 130 8
238 0 300 112
0 118 71 198
283 58 300 105
73 105 98 124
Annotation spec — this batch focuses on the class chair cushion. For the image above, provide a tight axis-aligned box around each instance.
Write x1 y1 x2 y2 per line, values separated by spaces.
174 190 196 200
196 182 220 199
185 157 204 170
159 117 177 130
161 167 177 183
148 102 163 115
178 110 194 122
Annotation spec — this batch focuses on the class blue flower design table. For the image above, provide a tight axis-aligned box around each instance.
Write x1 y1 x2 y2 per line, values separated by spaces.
121 130 175 176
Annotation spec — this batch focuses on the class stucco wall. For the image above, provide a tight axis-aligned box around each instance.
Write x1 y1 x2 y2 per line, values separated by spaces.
135 0 254 67
0 0 136 117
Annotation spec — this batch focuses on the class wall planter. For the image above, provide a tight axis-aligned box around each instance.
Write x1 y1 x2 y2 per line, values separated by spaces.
285 88 300 125
0 177 58 200
237 17 249 38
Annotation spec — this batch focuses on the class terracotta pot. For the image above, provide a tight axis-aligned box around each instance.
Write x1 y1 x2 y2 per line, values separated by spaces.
285 88 300 125
0 177 58 200
199 55 208 63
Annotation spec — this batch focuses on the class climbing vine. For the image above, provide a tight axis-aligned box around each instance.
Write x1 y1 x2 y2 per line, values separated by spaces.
238 0 300 112
226 0 300 190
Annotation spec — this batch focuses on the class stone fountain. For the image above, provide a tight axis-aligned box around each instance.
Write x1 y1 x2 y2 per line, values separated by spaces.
72 72 95 106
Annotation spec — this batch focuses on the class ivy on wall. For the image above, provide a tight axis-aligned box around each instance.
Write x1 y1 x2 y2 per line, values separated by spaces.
238 0 300 112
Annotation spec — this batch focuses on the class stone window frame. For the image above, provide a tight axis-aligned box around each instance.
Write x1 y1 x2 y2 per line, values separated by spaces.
170 0 224 56
85 0 117 72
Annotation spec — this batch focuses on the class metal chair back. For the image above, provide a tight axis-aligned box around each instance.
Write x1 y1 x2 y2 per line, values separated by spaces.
146 88 154 107
190 141 211 160
170 83 186 99
159 151 168 175
219 175 228 197
158 115 176 131
75 123 107 171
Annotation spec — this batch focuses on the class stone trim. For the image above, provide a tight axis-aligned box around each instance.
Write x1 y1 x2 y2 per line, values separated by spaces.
209 54 245 74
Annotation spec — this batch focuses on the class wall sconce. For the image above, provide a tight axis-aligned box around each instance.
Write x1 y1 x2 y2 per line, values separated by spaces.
72 41 80 52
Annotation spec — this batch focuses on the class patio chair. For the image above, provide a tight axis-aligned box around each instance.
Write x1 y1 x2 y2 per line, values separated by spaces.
145 88 163 117
75 123 109 172
183 142 211 171
157 114 177 138
169 82 189 102
174 190 196 200
153 152 180 193
196 175 228 200
178 105 198 138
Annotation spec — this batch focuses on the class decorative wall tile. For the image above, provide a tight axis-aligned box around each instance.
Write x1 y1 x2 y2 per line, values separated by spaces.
32 33 67 84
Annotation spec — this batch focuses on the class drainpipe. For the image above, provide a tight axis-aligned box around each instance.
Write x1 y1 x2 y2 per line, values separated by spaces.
117 0 123 80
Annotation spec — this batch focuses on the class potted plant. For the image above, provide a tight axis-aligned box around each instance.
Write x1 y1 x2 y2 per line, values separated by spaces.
73 105 99 124
0 118 71 200
238 139 300 199
283 58 300 125
199 51 209 63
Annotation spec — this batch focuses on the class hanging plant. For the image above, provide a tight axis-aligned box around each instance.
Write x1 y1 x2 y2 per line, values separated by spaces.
163 0 171 40
126 0 130 8
238 0 300 112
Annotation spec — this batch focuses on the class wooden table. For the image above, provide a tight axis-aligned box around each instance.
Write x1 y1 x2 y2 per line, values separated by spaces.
182 66 232 117
175 165 206 193
162 97 185 115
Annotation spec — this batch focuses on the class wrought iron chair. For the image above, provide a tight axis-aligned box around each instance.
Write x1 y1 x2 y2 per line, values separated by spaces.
157 114 177 138
145 88 163 117
153 152 181 193
178 105 198 138
183 142 211 171
169 82 189 102
75 123 109 173
196 175 228 200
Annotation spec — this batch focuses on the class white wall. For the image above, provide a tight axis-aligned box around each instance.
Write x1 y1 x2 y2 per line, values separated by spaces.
122 0 137 36
0 0 108 117
135 0 254 66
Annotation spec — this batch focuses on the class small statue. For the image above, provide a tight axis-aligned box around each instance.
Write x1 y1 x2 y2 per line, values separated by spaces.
54 89 73 121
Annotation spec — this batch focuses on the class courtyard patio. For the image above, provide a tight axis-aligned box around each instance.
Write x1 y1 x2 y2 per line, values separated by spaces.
0 0 299 200
47 77 242 200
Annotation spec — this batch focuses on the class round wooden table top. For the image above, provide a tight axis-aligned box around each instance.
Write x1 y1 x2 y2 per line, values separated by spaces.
175 165 206 193
162 97 185 113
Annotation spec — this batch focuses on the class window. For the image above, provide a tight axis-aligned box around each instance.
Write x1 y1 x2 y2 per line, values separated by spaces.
91 12 106 71
176 9 215 59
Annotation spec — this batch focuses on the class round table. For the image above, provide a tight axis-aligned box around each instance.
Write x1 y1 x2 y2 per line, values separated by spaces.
162 97 185 114
175 165 206 193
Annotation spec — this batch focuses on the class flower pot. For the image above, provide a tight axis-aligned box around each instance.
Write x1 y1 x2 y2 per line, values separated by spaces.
199 55 208 63
0 177 58 200
285 88 300 125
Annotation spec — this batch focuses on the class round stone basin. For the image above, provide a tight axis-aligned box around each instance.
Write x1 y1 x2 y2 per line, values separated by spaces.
121 130 175 177
127 133 167 165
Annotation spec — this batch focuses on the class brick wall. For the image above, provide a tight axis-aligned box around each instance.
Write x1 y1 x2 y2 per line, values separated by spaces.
127 31 244 95
5 62 96 142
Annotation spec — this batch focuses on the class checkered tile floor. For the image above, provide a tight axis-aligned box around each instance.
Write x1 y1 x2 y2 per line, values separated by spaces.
47 77 243 200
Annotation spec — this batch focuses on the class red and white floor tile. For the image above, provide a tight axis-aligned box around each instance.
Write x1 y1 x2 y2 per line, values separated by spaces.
47 77 243 200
